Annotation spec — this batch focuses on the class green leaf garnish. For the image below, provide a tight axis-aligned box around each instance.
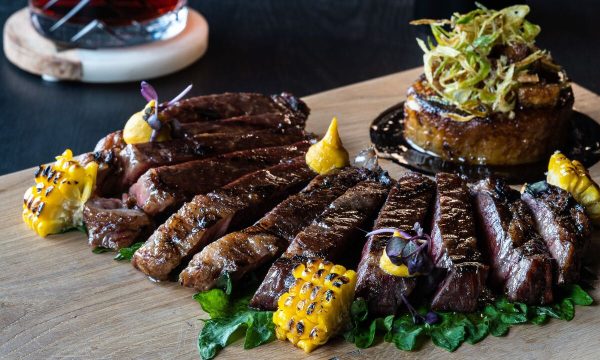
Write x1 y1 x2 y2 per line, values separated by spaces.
92 246 110 254
345 285 593 352
113 242 143 261
194 275 275 360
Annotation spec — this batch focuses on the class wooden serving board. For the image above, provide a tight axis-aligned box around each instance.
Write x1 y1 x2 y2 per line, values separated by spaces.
1 67 599 359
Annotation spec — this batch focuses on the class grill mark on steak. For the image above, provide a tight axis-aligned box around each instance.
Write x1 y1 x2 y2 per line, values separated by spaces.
84 198 154 250
249 179 391 311
130 141 311 217
472 178 554 304
522 183 591 284
131 157 316 280
175 112 306 137
178 167 371 291
355 172 435 316
111 128 309 195
160 92 309 124
428 173 488 312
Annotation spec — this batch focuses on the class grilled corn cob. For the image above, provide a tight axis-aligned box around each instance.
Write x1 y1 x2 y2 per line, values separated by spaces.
547 151 600 225
273 258 357 353
23 149 98 237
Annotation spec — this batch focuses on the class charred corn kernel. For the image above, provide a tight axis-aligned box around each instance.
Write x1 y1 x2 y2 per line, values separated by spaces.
547 151 600 225
273 258 356 353
22 149 97 237
123 100 171 144
305 117 350 175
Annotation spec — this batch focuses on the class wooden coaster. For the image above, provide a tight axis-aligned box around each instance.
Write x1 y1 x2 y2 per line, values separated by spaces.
3 8 209 83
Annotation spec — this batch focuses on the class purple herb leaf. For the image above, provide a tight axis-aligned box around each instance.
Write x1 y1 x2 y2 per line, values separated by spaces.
140 81 158 102
424 311 440 325
168 84 193 105
385 236 407 265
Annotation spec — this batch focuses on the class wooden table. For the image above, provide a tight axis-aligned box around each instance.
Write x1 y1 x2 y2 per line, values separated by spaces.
1 67 599 359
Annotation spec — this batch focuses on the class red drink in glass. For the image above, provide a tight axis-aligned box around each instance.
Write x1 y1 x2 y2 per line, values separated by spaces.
29 0 188 48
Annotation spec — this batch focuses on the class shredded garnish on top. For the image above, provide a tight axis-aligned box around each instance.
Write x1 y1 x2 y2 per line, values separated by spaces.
411 3 561 120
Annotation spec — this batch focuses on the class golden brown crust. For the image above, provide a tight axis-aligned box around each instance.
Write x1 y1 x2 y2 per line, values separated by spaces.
403 76 574 165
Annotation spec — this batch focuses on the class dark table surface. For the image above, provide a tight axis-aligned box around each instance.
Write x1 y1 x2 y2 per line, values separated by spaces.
0 0 598 175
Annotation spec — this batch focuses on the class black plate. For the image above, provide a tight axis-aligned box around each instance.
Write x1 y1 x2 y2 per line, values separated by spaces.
370 102 600 184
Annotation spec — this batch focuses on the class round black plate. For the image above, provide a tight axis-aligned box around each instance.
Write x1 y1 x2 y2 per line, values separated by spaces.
370 102 600 184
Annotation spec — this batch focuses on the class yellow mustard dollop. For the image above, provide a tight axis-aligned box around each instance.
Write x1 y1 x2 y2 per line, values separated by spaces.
123 100 171 144
305 117 349 175
379 231 414 278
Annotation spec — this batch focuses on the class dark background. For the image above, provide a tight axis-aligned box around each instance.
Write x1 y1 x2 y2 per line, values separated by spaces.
0 0 598 175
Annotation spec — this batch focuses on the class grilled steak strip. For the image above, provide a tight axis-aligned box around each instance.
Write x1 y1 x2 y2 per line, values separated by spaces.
355 172 435 316
429 173 489 312
160 92 309 124
179 167 371 291
472 178 554 304
131 158 316 280
176 112 306 136
522 183 591 284
84 198 154 250
111 128 309 195
250 179 391 311
130 141 311 217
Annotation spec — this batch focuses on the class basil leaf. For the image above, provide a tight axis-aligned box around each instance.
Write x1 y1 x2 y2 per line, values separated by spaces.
243 311 276 349
388 314 423 351
198 313 250 360
464 314 489 344
92 246 110 254
567 285 594 306
559 299 575 321
427 313 467 352
114 242 143 261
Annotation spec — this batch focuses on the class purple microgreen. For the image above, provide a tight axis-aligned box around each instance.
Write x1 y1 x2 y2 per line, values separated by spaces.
140 81 158 102
400 293 423 324
168 84 193 105
385 236 407 265
366 228 412 239
424 311 440 325
413 222 424 237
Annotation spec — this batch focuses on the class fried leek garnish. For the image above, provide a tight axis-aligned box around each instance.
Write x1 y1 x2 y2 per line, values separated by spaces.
23 149 97 237
273 259 356 353
305 117 349 175
547 151 600 225
412 4 563 119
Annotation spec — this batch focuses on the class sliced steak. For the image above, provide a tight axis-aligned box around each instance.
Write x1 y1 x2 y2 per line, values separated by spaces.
94 130 126 153
84 198 154 250
131 157 316 280
160 92 309 124
179 167 371 291
176 112 306 136
522 182 591 284
355 172 436 316
428 173 488 312
250 179 391 311
115 127 308 194
472 178 554 304
130 141 311 216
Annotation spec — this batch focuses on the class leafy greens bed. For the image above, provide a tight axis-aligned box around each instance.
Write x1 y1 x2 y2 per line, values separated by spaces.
193 277 593 359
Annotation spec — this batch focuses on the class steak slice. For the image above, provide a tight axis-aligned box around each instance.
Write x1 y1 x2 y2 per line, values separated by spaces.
160 92 309 124
429 173 489 312
355 172 435 316
131 157 316 280
472 178 554 304
116 127 309 194
522 182 591 284
250 179 391 311
176 112 306 136
130 141 311 216
178 167 371 291
84 198 154 250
